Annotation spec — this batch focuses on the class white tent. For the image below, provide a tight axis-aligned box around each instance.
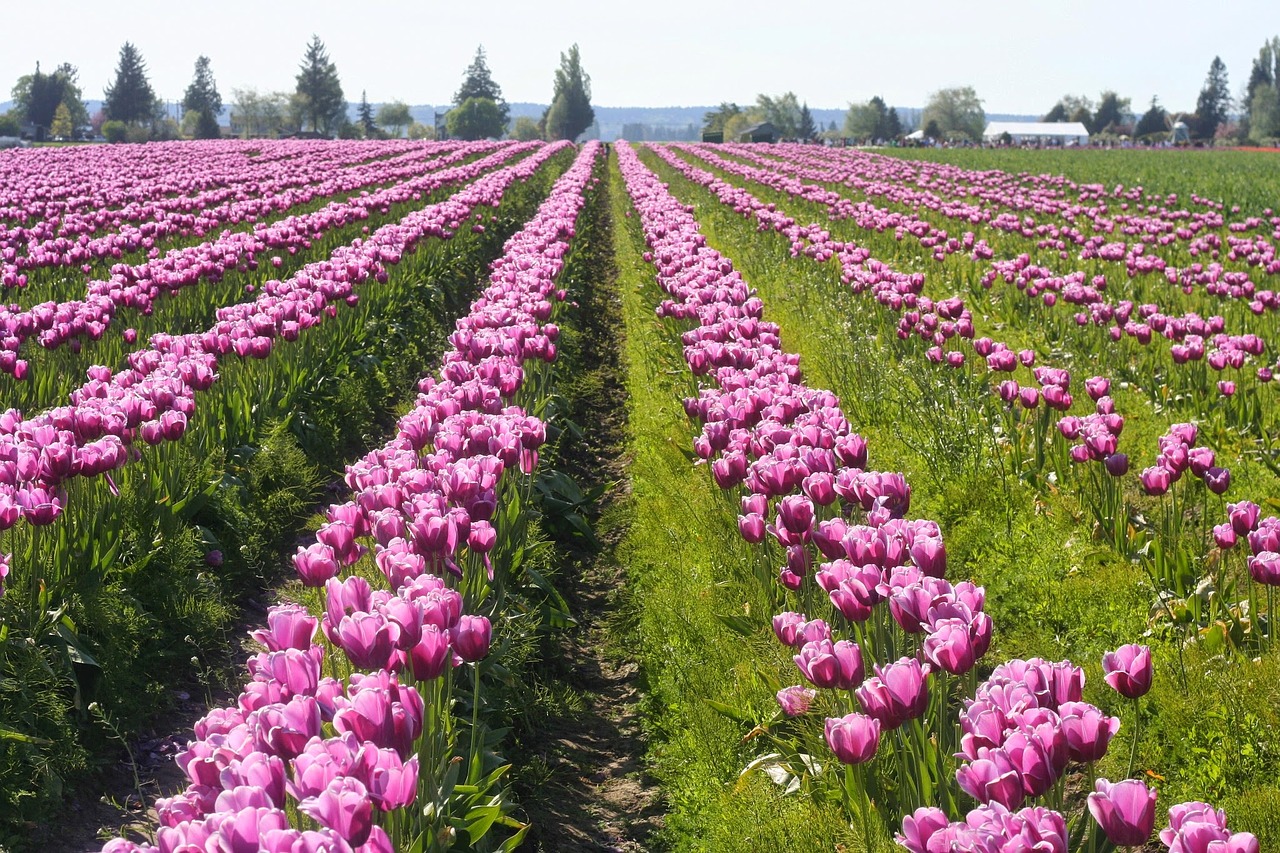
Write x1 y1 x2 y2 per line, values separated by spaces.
905 129 925 141
983 121 1090 145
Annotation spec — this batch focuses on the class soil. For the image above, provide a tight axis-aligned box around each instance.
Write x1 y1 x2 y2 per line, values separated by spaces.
512 154 663 852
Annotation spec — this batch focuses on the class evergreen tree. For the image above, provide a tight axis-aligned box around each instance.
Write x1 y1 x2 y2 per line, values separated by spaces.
182 56 222 139
797 102 816 140
1193 56 1231 139
1135 97 1168 138
1043 102 1069 123
357 90 377 137
886 107 902 138
294 35 346 136
449 46 508 139
702 102 741 134
16 62 90 135
104 42 158 124
1092 91 1131 133
182 56 221 116
544 44 593 141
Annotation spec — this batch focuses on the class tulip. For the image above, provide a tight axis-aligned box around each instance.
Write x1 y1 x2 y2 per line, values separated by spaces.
299 776 374 846
776 685 817 716
1057 701 1120 763
794 639 864 690
854 658 930 729
452 614 492 662
1139 466 1172 496
1088 778 1157 847
824 713 880 764
1102 644 1152 699
1247 551 1280 585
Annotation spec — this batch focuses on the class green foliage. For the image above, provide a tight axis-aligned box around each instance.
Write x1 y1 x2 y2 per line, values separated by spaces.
509 116 540 141
230 88 297 139
193 108 220 140
797 102 816 141
1135 96 1169 138
702 102 742 134
376 100 412 138
454 45 509 134
100 119 126 143
1193 56 1231 139
1093 90 1132 133
754 91 802 138
11 62 86 135
356 90 377 137
545 44 593 141
294 35 345 136
182 55 222 119
446 97 506 141
0 112 19 136
921 85 985 141
845 96 899 142
104 43 158 125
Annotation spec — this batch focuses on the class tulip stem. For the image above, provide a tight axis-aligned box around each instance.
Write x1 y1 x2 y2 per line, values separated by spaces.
1126 697 1140 779
469 661 483 776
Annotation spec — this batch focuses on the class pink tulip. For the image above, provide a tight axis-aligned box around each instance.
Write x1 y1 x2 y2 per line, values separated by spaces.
824 712 880 764
1088 778 1157 847
1102 644 1152 699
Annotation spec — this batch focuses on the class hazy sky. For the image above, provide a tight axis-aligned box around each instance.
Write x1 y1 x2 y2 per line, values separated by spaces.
2 0 1274 113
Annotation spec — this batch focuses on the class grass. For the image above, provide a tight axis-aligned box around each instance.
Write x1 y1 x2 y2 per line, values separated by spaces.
635 144 1280 837
609 152 865 850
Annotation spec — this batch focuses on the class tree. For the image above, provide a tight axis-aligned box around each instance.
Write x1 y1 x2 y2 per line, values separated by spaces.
50 102 73 139
407 121 436 141
0 112 20 136
921 87 985 141
357 91 377 137
104 43 158 125
182 56 222 118
230 88 294 138
844 101 881 140
885 107 902 139
923 119 942 140
702 102 742 134
14 62 87 136
1194 56 1231 139
545 44 593 141
1244 37 1280 141
447 98 505 140
454 46 509 135
755 92 802 137
510 116 541 141
294 35 345 136
1135 97 1168 138
377 100 412 137
797 102 816 140
1092 91 1131 134
1043 102 1069 123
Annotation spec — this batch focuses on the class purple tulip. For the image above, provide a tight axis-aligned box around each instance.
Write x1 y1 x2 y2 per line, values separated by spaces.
854 657 930 729
1203 466 1231 495
298 776 374 846
895 807 950 853
1088 778 1157 847
1058 701 1120 762
824 713 880 764
776 685 817 717
452 614 492 662
955 749 1025 809
1102 644 1153 699
794 639 864 690
293 543 339 587
1247 551 1280 585
1228 501 1260 535
1139 466 1172 496
1104 453 1129 477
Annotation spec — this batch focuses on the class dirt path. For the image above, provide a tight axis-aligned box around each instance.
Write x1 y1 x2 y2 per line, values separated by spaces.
513 154 663 852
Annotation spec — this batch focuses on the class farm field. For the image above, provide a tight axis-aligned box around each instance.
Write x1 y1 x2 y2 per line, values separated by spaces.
0 139 1277 852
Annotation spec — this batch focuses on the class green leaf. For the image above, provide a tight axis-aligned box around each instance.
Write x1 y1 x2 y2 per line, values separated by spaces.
704 698 755 725
715 612 758 637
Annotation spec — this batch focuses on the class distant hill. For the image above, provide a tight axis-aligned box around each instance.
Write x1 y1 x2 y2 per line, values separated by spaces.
1 99 1039 141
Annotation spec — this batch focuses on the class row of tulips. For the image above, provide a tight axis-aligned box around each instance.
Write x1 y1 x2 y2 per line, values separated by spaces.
97 140 601 853
617 139 1256 850
0 141 560 538
644 143 1280 652
0 139 454 285
0 142 525 394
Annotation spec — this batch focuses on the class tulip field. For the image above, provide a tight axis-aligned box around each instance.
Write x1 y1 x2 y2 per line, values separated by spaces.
1 137 1279 851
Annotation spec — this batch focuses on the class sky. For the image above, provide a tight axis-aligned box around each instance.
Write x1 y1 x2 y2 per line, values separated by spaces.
1 0 1274 114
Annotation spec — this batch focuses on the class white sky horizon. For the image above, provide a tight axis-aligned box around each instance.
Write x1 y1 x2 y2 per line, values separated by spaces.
2 0 1274 116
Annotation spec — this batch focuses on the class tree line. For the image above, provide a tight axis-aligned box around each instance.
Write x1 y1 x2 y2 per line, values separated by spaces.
699 36 1280 147
1 38 597 143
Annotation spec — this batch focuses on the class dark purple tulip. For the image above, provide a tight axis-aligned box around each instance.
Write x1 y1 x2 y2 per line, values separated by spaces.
1104 453 1129 477
1204 467 1230 495
1228 501 1260 535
